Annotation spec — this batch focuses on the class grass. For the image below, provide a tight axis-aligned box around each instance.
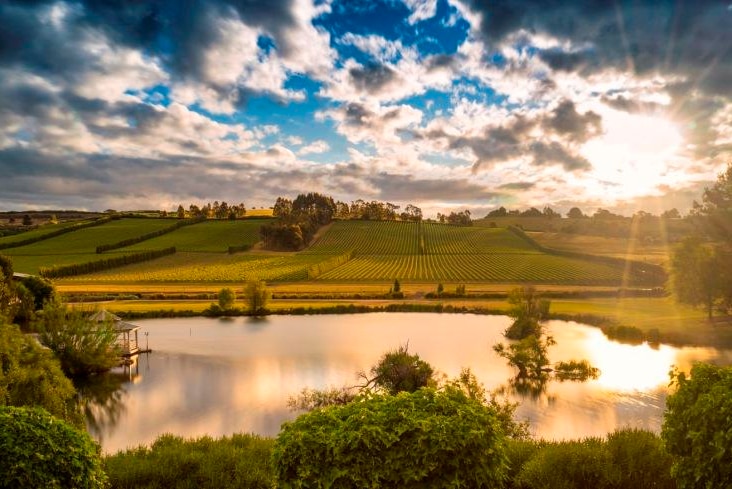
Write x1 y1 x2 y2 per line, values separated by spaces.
528 232 671 266
0 220 83 246
119 219 270 253
2 219 174 273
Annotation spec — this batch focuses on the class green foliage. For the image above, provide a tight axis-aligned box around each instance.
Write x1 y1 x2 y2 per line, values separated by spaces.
17 274 55 310
605 428 674 489
662 363 732 488
0 406 107 489
217 287 236 311
515 438 619 489
245 280 270 315
508 429 674 489
36 300 121 377
554 360 600 381
287 386 357 411
367 344 435 395
671 237 724 318
274 388 509 488
393 278 401 292
692 162 732 244
494 335 555 379
0 322 80 425
436 282 444 295
103 433 274 489
40 247 176 279
505 286 550 339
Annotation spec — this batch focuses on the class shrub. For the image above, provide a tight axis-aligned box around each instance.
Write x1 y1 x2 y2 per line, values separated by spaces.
662 363 732 488
0 323 80 425
36 300 121 377
367 344 435 395
104 433 274 489
0 406 107 489
217 287 236 311
273 388 509 488
515 438 619 489
606 428 674 488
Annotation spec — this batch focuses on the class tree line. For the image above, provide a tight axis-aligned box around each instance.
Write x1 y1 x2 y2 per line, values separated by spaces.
486 206 683 220
174 201 247 220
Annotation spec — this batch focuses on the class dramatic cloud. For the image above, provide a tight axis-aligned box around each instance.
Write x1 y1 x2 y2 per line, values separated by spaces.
0 0 729 214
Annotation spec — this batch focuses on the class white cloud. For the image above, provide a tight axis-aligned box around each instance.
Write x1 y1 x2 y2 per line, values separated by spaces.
299 140 331 155
403 0 438 24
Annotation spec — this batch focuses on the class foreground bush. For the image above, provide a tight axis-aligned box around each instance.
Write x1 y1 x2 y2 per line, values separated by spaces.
273 388 508 488
0 406 107 489
508 429 675 489
0 322 80 425
103 433 274 489
663 363 732 488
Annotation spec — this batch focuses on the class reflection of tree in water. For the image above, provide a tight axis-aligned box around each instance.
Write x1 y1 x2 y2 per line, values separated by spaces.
76 362 136 441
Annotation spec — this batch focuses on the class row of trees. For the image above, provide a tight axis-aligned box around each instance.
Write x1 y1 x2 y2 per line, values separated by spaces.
436 209 472 226
175 201 248 220
273 196 424 222
262 193 336 250
486 206 682 220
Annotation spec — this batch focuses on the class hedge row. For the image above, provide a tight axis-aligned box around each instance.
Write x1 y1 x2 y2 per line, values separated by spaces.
39 247 176 279
307 250 353 279
228 244 252 254
0 217 114 251
507 226 668 286
96 217 204 253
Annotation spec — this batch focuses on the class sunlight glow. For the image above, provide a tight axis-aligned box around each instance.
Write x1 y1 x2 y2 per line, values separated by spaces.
582 109 683 198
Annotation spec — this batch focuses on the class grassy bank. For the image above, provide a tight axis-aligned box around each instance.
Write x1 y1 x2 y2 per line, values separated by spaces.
74 293 732 348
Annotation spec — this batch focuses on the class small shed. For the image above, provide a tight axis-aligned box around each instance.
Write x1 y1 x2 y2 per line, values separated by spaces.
89 310 141 356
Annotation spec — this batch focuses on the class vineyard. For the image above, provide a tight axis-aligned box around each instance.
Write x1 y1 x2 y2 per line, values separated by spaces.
65 252 326 282
1 218 663 285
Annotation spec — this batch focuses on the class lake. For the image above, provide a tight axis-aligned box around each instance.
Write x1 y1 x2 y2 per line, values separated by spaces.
83 313 732 453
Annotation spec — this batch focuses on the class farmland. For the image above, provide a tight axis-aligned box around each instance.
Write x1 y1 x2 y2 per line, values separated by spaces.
2 218 177 274
118 219 270 253
1 218 655 286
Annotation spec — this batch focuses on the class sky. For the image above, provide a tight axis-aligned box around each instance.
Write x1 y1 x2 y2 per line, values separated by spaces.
0 0 730 217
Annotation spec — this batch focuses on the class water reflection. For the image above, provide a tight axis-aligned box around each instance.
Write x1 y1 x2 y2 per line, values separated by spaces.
82 314 732 453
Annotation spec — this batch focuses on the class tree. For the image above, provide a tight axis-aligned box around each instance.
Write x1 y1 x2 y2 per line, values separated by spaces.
520 207 542 217
504 286 550 339
176 205 186 219
661 208 681 219
662 363 732 488
567 207 585 219
0 323 80 425
18 274 54 310
392 278 401 293
692 162 732 244
35 300 121 377
364 344 435 395
493 335 555 379
671 237 719 319
542 207 560 218
486 207 508 217
22 214 32 226
245 280 270 315
217 287 236 311
0 406 107 489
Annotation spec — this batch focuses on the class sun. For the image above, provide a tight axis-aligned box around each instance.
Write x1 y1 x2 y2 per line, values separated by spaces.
581 108 683 198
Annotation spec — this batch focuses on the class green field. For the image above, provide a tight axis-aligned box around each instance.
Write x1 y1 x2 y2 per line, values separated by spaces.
2 218 175 273
120 219 270 252
3 218 659 285
0 220 84 246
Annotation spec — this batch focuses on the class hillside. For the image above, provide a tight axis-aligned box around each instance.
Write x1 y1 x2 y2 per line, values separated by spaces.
8 219 666 286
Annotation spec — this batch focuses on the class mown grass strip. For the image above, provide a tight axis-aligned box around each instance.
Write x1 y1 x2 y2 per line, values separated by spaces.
96 218 205 253
40 248 176 279
0 217 113 251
